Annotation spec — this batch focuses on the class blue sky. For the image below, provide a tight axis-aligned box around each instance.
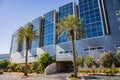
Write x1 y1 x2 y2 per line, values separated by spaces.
0 0 78 54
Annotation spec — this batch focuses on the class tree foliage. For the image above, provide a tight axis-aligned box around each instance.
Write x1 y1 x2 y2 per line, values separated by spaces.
84 56 94 68
7 63 25 72
56 15 85 40
76 56 84 67
38 52 55 72
29 62 39 73
56 14 85 77
0 59 10 70
17 23 38 76
99 51 116 68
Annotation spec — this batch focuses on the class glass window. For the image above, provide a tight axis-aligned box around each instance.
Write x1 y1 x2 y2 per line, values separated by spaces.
98 32 103 36
94 2 99 8
97 46 104 50
83 48 89 51
78 0 103 38
87 29 92 33
87 33 91 38
92 32 97 37
42 11 55 46
90 47 96 50
58 2 73 43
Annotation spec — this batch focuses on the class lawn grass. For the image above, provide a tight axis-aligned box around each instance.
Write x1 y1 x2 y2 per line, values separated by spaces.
70 77 79 80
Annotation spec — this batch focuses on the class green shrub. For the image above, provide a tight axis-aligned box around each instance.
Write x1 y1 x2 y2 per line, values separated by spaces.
105 69 117 76
7 63 25 72
0 60 10 71
29 62 38 73
99 51 117 68
84 56 94 68
117 68 120 73
71 73 74 77
0 70 3 75
36 64 44 74
7 63 18 72
18 64 25 72
70 78 79 80
38 52 55 72
97 69 101 73
76 56 84 67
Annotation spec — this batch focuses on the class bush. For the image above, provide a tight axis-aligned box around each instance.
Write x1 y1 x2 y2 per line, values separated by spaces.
84 56 94 68
99 51 116 68
7 63 25 72
0 70 3 75
38 52 55 72
29 62 39 73
105 69 116 76
117 68 120 73
7 63 18 72
36 64 44 74
76 56 84 67
71 73 74 77
0 60 10 71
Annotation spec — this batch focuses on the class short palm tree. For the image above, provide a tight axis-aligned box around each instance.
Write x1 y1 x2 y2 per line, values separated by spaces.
56 15 85 77
17 23 38 76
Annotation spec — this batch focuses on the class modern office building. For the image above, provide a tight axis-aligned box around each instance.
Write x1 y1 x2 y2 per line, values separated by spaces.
58 2 76 43
10 0 120 72
0 54 10 61
42 10 56 46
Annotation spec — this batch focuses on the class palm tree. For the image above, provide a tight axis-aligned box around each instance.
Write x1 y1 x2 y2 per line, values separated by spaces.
56 15 85 77
17 23 38 76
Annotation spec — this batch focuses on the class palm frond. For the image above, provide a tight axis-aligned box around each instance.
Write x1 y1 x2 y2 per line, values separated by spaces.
17 23 39 51
17 27 25 44
56 14 85 40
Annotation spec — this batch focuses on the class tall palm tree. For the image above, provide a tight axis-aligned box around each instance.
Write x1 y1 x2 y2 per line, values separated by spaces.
56 15 85 77
17 23 38 76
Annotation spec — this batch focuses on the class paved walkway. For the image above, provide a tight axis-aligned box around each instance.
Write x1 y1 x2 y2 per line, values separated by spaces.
0 72 70 80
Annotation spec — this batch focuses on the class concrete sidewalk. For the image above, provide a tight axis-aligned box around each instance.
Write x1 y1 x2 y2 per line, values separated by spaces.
0 72 70 80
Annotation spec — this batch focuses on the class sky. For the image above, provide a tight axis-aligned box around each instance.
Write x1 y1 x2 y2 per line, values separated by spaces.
0 0 79 54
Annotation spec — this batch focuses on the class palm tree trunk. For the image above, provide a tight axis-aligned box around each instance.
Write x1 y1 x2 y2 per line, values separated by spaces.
24 38 29 76
70 30 77 77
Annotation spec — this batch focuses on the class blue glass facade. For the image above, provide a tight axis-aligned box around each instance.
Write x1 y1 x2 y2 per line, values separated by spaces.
31 18 40 49
10 1 109 54
78 0 104 38
11 32 18 53
42 10 55 46
58 2 74 43
10 0 120 64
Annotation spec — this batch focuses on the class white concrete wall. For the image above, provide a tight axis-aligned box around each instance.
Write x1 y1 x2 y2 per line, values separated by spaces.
11 36 115 63
11 48 44 63
56 43 73 61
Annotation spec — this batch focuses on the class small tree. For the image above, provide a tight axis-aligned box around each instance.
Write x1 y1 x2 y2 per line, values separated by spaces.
76 56 84 67
99 51 116 68
17 23 38 76
84 56 94 68
38 52 55 72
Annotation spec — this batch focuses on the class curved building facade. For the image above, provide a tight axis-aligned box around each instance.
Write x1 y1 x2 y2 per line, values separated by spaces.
10 0 120 68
